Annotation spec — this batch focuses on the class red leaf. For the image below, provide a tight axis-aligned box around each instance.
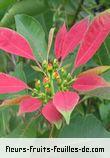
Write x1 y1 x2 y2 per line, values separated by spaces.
53 91 79 124
0 73 29 94
54 23 67 59
74 11 110 69
42 100 62 129
0 28 35 60
78 66 110 77
0 95 30 107
18 96 42 115
73 74 109 91
61 17 89 60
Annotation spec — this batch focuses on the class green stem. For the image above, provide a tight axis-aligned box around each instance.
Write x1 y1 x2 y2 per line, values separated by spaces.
50 75 55 95
81 5 94 16
68 78 77 85
71 67 75 75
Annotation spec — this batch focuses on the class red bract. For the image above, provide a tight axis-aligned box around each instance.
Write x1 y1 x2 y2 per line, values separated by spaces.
18 96 42 115
54 17 89 60
77 66 110 77
53 91 80 124
42 101 62 129
61 18 89 60
74 10 110 69
73 74 110 92
0 73 29 94
0 28 35 60
54 23 67 59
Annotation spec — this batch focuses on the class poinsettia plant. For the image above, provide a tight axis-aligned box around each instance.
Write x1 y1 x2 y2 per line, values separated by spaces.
1 9 110 135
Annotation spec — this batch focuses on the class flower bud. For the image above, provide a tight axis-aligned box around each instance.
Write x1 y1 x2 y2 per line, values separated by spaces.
53 59 59 69
45 87 51 93
32 88 38 96
67 73 72 81
39 92 46 100
57 78 62 84
53 71 60 79
42 60 48 69
63 80 67 86
35 80 40 91
61 68 67 78
47 63 53 71
35 80 40 87
63 87 68 91
32 93 35 97
44 84 50 88
61 68 65 73
43 76 50 84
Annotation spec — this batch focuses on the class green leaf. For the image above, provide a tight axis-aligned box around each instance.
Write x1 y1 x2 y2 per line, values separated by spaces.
61 111 71 125
11 62 28 95
13 62 27 82
24 64 42 84
31 65 43 73
0 51 7 72
54 120 62 130
0 109 11 137
102 70 110 82
94 36 110 65
99 103 110 126
0 0 16 10
0 62 28 100
59 113 110 137
0 0 48 27
85 86 110 100
15 14 47 62
7 121 37 138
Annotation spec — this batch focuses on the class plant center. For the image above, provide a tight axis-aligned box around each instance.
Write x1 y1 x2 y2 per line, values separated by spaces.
31 59 75 104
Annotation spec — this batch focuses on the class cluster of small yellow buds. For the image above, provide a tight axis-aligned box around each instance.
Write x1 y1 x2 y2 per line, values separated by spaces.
52 71 61 85
42 59 59 71
31 58 76 104
42 59 61 94
32 80 41 97
57 68 73 91
43 76 51 93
